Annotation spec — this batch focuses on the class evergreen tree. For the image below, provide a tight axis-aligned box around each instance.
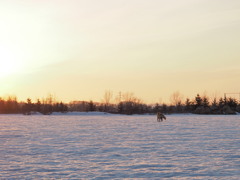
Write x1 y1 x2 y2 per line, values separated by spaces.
88 101 96 112
218 97 225 108
184 98 193 112
202 97 209 107
195 94 202 108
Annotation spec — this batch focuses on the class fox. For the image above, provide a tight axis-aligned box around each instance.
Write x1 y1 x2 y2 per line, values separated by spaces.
157 112 166 122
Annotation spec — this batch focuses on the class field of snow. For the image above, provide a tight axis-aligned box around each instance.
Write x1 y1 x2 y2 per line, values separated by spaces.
0 113 240 179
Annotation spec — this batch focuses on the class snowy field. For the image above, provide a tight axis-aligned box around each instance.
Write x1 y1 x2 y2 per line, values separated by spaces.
0 113 240 179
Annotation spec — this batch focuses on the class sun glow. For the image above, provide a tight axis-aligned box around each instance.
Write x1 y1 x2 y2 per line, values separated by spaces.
0 45 23 78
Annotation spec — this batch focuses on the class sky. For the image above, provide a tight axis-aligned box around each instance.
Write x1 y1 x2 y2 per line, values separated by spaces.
0 0 240 104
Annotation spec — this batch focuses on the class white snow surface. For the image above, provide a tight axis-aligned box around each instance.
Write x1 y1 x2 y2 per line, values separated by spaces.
51 111 117 116
0 114 240 179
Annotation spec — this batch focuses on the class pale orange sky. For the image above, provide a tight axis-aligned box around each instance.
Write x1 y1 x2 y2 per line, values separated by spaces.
0 0 240 103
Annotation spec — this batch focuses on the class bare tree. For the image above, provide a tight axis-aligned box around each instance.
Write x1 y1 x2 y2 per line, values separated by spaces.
102 90 113 105
102 90 113 112
41 93 57 105
170 91 184 106
46 93 57 105
115 91 122 104
122 92 135 102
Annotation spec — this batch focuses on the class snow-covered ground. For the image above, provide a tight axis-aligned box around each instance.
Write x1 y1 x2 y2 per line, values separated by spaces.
0 114 240 179
51 111 118 116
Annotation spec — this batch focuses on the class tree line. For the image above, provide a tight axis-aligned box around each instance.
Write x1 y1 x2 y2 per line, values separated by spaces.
0 92 239 115
0 95 68 115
